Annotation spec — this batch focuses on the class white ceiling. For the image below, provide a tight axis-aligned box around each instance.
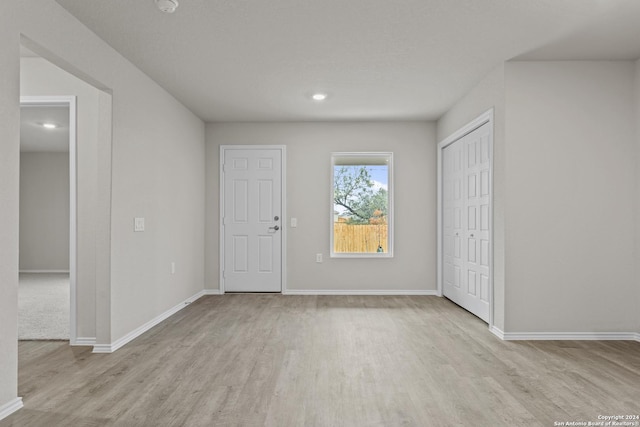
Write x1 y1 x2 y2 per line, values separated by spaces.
55 0 640 122
20 106 70 152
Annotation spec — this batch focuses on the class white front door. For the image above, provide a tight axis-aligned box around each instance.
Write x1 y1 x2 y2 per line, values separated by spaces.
443 123 491 322
221 147 283 292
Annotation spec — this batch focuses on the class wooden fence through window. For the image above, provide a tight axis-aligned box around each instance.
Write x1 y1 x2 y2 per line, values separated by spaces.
333 223 388 253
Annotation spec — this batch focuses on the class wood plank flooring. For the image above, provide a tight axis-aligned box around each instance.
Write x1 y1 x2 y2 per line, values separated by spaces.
2 295 639 426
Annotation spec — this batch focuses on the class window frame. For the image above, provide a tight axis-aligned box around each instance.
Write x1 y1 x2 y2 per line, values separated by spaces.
330 152 394 258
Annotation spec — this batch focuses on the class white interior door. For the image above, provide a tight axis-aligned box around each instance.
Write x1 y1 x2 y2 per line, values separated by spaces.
222 147 283 292
443 135 464 303
443 123 491 322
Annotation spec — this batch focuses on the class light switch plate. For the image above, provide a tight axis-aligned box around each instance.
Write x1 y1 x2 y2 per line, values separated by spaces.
291 218 297 228
134 217 145 232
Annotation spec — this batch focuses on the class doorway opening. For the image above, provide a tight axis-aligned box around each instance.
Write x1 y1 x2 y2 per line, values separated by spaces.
19 96 76 342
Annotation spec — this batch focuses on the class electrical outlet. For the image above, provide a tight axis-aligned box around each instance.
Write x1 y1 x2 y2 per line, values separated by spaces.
316 253 323 263
134 217 145 232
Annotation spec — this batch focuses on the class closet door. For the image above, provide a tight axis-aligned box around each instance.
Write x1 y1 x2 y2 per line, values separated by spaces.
443 122 490 323
443 136 465 305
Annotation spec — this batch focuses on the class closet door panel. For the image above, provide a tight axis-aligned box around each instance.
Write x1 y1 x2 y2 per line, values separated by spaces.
443 137 465 297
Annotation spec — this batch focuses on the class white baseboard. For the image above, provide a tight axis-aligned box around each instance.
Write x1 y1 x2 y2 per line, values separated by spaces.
92 344 114 354
0 397 23 421
93 290 206 354
489 326 505 340
203 289 222 295
490 327 640 341
282 289 438 296
71 337 96 346
19 270 69 274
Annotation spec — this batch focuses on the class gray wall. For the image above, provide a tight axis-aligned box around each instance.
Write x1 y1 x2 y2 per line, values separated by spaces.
1 0 206 410
438 61 639 334
0 0 20 411
206 122 437 292
504 61 637 333
436 65 507 330
19 152 70 271
19 1 205 343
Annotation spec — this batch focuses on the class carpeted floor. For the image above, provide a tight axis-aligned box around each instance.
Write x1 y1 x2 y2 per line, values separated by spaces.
18 273 69 340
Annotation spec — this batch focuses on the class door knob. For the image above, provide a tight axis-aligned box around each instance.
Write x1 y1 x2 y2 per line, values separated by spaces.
269 225 280 231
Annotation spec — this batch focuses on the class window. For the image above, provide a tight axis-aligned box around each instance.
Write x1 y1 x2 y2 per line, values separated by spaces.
331 152 393 258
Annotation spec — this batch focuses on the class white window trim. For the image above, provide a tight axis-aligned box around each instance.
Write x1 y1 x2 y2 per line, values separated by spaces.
330 152 394 258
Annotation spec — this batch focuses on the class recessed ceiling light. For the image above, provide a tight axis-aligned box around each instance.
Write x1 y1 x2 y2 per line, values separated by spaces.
312 93 327 101
155 0 179 13
42 123 57 129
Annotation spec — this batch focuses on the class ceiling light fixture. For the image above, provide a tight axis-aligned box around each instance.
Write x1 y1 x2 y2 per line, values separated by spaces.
312 93 327 101
155 0 179 13
42 123 57 129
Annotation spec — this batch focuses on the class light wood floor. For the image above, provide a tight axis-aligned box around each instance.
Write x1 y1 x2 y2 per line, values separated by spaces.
2 295 639 426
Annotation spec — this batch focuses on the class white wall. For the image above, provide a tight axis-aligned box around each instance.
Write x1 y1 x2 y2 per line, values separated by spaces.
19 152 70 271
0 0 21 413
206 122 436 292
436 65 506 330
504 61 637 333
437 65 505 142
21 57 100 339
